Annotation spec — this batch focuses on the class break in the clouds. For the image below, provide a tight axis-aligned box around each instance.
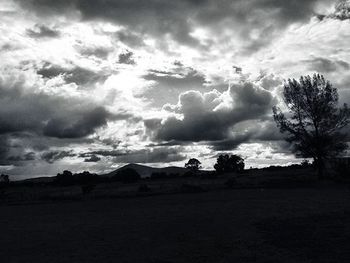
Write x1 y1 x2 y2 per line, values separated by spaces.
0 0 350 178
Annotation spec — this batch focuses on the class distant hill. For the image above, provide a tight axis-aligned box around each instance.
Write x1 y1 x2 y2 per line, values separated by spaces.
105 163 188 178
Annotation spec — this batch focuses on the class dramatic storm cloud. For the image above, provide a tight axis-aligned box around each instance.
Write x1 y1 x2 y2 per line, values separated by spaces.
0 0 349 178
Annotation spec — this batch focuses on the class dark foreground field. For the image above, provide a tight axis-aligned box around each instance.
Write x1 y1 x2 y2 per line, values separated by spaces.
1 186 350 263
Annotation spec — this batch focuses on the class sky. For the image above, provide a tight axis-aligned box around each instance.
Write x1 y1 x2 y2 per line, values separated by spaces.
0 0 350 179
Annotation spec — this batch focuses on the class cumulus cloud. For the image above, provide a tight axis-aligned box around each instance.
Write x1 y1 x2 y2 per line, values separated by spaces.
0 75 136 169
145 80 276 144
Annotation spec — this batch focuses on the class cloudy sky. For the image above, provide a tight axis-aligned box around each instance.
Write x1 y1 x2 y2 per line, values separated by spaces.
1 0 350 179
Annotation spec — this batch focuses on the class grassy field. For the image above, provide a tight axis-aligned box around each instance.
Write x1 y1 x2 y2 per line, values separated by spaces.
1 183 349 262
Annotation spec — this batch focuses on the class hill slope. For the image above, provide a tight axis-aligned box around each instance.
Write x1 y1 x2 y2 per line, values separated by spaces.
106 163 188 178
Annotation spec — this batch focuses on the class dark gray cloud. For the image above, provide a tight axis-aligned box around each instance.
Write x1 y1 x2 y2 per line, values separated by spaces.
304 57 350 73
209 119 284 150
209 133 253 151
145 81 276 143
83 154 101 162
41 150 75 163
0 131 98 167
0 77 129 167
84 147 186 163
37 63 108 86
118 50 136 65
0 79 125 138
7 152 36 162
26 25 60 38
43 107 111 138
78 46 112 59
332 0 350 20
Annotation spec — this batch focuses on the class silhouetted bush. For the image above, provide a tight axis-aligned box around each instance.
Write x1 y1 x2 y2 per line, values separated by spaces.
54 170 100 186
113 168 141 183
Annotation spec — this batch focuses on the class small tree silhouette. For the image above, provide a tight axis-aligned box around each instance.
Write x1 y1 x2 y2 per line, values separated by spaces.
214 154 244 174
54 170 74 186
273 74 350 178
185 158 201 172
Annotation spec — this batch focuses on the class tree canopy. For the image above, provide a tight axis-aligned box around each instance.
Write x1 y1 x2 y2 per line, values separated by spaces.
273 74 350 177
185 158 201 172
214 154 245 174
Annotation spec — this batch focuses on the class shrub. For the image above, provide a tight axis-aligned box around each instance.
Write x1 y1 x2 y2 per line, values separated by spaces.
55 170 100 186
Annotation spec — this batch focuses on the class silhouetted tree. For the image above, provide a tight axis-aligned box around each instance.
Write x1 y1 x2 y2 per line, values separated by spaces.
273 74 350 178
185 158 201 172
214 154 245 174
54 170 73 186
